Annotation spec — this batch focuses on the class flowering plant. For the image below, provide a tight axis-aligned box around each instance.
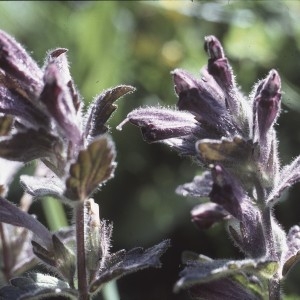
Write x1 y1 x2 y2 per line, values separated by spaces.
120 35 300 300
0 30 169 300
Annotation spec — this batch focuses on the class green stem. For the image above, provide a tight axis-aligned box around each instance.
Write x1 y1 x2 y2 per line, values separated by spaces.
42 197 68 231
102 281 119 300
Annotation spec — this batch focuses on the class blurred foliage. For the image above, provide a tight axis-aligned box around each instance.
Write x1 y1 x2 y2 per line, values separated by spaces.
1 1 300 299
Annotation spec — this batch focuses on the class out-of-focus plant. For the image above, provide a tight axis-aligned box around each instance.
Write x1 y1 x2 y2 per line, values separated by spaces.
120 35 300 299
0 30 170 300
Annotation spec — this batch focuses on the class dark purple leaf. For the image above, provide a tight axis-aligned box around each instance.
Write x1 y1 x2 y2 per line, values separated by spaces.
0 223 37 278
32 233 76 283
188 277 262 300
0 30 43 101
0 197 52 249
0 128 62 163
0 84 50 129
89 239 170 294
86 85 135 138
282 225 300 276
210 165 245 220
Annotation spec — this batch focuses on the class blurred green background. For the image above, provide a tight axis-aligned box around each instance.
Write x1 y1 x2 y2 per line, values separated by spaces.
1 1 300 299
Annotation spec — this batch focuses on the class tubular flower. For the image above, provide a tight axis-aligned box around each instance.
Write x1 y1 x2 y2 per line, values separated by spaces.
122 35 300 299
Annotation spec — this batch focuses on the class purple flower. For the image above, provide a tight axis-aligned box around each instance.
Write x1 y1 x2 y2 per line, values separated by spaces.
123 34 299 298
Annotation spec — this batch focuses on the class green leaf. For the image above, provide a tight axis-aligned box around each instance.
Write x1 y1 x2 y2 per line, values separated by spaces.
65 136 116 201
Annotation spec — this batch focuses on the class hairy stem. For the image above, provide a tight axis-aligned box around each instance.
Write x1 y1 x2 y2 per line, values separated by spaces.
268 277 281 300
263 208 281 300
254 176 281 299
75 202 89 300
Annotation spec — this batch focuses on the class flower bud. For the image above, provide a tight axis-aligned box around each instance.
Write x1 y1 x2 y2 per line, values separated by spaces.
253 69 281 140
191 202 228 230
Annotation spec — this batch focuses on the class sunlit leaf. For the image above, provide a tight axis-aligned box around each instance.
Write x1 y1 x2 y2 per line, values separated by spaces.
86 85 135 138
0 196 52 249
0 273 77 300
0 128 61 163
65 136 116 201
0 115 13 136
0 84 50 130
267 155 300 206
32 233 76 284
174 256 278 293
89 239 170 295
197 136 251 165
282 225 300 277
20 175 65 201
0 29 43 100
176 171 212 197
40 61 81 145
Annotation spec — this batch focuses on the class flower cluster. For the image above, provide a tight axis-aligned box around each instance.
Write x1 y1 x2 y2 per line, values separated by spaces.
121 36 300 299
0 30 169 300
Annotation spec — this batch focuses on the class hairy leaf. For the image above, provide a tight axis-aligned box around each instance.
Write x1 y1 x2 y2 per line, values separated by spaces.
267 155 300 206
86 85 135 138
40 62 81 145
0 224 37 280
32 233 76 284
176 171 213 198
65 136 116 201
0 273 77 300
188 276 263 300
175 256 278 293
20 175 65 201
282 225 300 277
0 128 62 163
197 136 251 166
89 239 170 294
0 29 43 100
0 84 50 129
0 115 13 136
